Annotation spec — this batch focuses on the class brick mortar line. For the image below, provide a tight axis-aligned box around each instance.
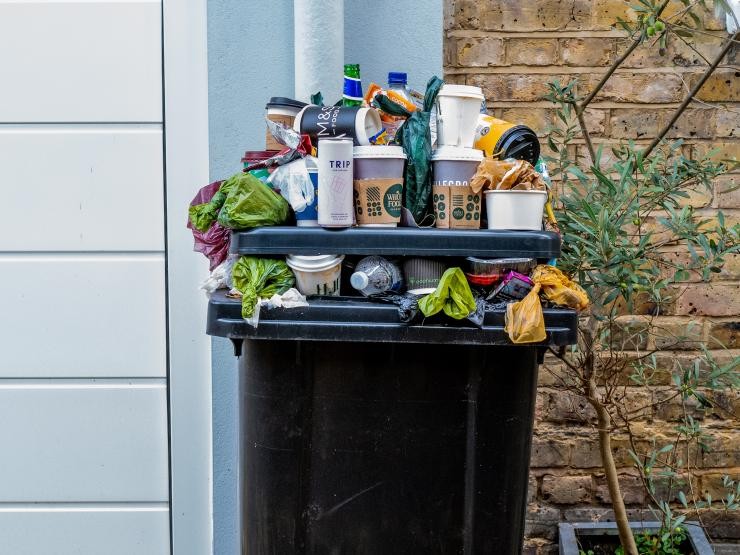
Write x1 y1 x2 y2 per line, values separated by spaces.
543 136 739 141
446 30 632 38
481 101 740 108
529 467 740 473
444 66 737 75
445 29 729 39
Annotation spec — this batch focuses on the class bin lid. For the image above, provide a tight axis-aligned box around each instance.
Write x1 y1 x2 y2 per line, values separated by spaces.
206 292 578 348
229 227 561 258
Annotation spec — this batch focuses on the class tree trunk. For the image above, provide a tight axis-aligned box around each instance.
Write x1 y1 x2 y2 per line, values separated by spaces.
587 375 639 555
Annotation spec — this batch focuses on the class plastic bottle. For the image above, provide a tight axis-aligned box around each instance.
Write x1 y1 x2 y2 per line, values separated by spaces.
387 72 413 104
350 256 404 296
384 72 414 143
342 64 363 107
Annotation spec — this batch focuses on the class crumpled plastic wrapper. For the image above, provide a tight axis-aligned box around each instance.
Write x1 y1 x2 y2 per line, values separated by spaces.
245 122 313 171
265 118 303 150
470 159 547 193
243 288 309 328
269 157 316 214
374 292 421 323
200 256 238 296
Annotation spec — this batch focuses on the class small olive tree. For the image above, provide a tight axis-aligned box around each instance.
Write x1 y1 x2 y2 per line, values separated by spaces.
539 1 740 553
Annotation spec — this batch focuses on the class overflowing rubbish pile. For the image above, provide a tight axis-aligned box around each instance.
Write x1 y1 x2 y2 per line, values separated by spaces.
189 66 588 342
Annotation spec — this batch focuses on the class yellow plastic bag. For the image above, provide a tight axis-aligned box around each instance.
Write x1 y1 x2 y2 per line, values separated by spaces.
505 284 546 344
531 265 590 311
504 265 590 344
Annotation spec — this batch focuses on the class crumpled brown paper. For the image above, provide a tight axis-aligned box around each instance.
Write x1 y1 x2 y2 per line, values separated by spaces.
470 158 548 194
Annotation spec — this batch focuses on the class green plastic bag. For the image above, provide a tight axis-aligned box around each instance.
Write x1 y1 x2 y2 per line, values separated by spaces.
218 172 289 229
189 186 229 232
188 172 289 232
418 267 477 320
396 76 443 224
232 257 295 318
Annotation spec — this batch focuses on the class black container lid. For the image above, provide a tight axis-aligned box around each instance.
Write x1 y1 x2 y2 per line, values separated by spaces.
206 291 578 346
229 227 560 259
499 125 540 165
266 96 308 110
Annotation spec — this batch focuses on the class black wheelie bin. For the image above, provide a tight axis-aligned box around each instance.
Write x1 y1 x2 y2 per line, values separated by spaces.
207 227 578 555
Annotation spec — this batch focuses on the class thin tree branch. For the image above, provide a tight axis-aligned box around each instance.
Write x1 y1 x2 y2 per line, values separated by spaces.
577 104 597 164
578 0 672 115
643 31 740 158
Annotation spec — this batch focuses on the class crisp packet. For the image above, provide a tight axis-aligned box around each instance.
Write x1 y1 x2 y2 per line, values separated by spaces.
486 271 534 303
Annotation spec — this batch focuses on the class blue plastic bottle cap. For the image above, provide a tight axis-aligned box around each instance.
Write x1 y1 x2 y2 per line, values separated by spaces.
388 72 407 85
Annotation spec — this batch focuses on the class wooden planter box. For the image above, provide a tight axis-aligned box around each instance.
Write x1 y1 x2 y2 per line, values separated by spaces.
559 521 714 555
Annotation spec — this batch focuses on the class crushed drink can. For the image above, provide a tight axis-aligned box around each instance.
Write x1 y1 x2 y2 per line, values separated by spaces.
318 138 354 228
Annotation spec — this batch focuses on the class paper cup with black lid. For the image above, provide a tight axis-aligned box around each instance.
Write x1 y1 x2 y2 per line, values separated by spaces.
353 145 406 227
265 97 307 151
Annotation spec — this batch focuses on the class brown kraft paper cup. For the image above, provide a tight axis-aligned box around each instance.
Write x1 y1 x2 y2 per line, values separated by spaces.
433 185 482 229
265 114 295 151
353 178 403 225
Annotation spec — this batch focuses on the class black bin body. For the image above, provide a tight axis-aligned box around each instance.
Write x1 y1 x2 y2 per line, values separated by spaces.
206 227 577 555
240 340 539 555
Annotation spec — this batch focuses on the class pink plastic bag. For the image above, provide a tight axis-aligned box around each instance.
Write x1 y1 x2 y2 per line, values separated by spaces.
187 180 230 270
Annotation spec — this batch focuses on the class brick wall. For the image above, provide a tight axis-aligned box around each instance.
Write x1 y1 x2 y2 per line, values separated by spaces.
444 1 739 552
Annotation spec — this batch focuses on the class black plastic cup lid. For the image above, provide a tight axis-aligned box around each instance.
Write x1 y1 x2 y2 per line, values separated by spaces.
266 97 308 110
499 125 540 164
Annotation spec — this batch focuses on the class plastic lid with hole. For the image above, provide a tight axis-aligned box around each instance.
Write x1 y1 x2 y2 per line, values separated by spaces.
353 145 407 159
437 84 484 99
430 146 484 162
286 254 344 272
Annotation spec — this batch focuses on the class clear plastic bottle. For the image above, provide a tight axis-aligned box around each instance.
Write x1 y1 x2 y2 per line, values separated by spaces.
387 72 413 104
350 256 404 296
385 72 414 144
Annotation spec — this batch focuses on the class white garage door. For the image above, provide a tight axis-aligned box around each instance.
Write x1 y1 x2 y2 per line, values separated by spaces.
0 1 170 553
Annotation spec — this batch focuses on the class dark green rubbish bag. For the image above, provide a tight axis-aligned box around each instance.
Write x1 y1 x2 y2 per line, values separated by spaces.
418 267 477 320
395 76 444 224
232 256 295 318
188 172 289 232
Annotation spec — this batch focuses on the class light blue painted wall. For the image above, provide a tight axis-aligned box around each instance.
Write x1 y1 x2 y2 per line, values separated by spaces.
207 2 441 553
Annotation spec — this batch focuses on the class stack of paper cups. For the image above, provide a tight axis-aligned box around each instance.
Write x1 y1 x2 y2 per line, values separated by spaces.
318 138 354 228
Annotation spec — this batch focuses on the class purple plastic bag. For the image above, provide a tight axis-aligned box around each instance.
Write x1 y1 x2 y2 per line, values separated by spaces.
187 180 230 270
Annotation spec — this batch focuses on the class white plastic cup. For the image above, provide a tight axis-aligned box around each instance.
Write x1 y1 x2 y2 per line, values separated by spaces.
484 190 548 230
286 255 345 296
435 84 485 148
